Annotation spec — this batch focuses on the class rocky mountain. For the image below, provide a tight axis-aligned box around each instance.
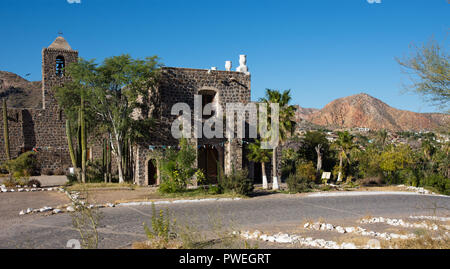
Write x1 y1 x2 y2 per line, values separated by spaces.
0 71 42 108
301 93 449 131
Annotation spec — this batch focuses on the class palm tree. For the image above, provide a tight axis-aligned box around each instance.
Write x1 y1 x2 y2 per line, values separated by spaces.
376 129 388 149
247 139 272 189
260 89 297 190
333 131 356 182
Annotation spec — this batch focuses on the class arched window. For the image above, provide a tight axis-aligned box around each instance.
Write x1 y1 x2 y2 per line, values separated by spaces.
55 56 65 77
198 89 217 119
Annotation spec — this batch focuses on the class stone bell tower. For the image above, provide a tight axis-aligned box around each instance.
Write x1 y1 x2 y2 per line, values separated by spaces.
42 36 78 109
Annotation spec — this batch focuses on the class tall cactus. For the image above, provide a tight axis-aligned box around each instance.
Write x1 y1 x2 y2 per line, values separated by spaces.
2 99 10 160
66 119 77 169
80 96 87 183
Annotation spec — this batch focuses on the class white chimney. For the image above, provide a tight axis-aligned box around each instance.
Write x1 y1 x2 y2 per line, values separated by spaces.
225 61 232 71
236 55 249 75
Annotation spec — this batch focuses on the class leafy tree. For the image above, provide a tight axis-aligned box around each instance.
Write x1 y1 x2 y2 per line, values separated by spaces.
247 139 272 189
332 131 358 181
260 89 297 190
379 144 415 184
56 55 160 183
397 38 449 112
298 131 331 175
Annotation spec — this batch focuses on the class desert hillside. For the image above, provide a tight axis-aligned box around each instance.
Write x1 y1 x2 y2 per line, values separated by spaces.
0 71 42 108
301 93 449 131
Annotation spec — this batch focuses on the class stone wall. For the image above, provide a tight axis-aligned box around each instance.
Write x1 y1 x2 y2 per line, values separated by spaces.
134 67 252 185
0 107 72 171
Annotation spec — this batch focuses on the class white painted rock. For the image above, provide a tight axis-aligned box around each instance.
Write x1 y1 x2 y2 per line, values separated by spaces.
26 208 33 214
39 206 53 212
275 234 292 243
19 210 25 215
345 227 355 233
52 209 62 214
66 206 75 212
336 226 346 233
341 242 356 249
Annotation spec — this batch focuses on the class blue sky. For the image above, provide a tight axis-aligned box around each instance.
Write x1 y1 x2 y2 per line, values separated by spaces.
0 0 448 112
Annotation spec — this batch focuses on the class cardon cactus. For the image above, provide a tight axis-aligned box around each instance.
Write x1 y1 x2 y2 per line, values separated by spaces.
66 119 77 169
2 99 10 160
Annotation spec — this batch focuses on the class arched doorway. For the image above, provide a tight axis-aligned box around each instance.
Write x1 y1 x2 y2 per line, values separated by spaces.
198 145 219 184
147 159 157 185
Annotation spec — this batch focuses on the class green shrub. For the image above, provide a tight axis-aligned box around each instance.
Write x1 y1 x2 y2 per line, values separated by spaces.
66 173 78 183
296 161 316 182
159 179 184 194
159 139 197 193
421 174 450 195
218 168 253 196
207 185 222 195
286 173 314 193
28 178 41 188
1 152 37 179
144 203 177 243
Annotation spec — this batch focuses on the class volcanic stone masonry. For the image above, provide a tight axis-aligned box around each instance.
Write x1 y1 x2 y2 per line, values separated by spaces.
0 36 263 185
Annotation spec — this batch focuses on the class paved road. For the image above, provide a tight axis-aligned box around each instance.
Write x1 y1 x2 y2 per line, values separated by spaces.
0 192 448 249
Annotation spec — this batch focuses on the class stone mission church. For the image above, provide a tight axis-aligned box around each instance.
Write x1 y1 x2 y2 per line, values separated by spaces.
0 36 269 186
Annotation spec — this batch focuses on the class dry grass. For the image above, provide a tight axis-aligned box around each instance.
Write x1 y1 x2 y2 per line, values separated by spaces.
335 234 372 247
383 235 450 249
132 238 183 249
65 182 138 191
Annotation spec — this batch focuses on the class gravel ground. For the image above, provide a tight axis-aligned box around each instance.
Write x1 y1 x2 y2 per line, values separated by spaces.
0 191 70 230
0 192 448 249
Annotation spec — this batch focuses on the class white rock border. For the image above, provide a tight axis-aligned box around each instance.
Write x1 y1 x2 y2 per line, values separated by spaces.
18 189 241 216
409 215 450 222
303 221 415 240
117 197 242 207
1 184 63 193
236 230 365 249
359 217 447 231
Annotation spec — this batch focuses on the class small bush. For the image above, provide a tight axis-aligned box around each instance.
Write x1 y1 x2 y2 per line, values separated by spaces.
2 176 16 188
218 168 253 196
296 161 317 182
159 179 184 194
1 152 37 178
286 173 314 193
421 174 450 195
136 203 181 249
358 176 384 186
208 185 222 195
28 179 41 188
66 173 78 183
